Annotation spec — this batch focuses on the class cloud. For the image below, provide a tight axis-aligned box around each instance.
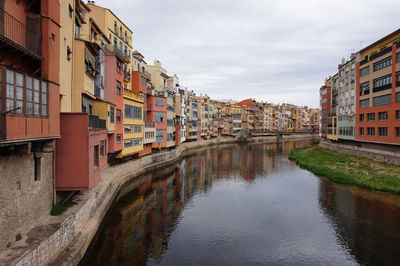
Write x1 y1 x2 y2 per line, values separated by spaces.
92 0 400 108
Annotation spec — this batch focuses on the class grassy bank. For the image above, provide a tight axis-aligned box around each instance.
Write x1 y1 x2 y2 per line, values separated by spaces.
289 146 400 194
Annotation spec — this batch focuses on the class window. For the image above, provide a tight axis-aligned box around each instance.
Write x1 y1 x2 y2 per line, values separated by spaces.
360 82 370 96
116 134 122 144
124 104 142 119
94 145 99 168
397 92 400 103
378 112 388 121
396 127 400 137
397 52 400 63
373 56 392 71
124 125 142 133
360 66 370 76
74 21 81 38
5 70 47 117
155 112 164 122
378 127 388 137
359 127 364 136
67 46 72 61
100 140 106 157
124 138 142 148
397 72 400 87
156 129 164 144
396 110 400 120
68 4 73 18
116 109 121 123
360 99 369 108
155 99 164 106
140 76 147 85
114 21 117 32
34 156 41 181
367 127 375 136
115 80 122 95
373 94 391 106
367 113 375 121
359 114 364 121
110 106 115 123
373 75 392 92
116 61 121 73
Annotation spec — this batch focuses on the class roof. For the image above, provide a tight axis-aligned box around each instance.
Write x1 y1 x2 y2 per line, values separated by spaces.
359 28 400 53
87 3 133 33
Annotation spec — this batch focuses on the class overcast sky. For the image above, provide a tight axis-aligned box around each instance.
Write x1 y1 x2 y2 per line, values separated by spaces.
93 0 399 108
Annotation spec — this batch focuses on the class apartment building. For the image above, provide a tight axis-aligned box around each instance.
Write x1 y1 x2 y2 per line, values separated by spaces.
356 29 400 144
337 56 356 140
176 89 187 144
147 60 176 147
320 80 331 138
131 51 154 156
0 0 60 244
57 1 109 191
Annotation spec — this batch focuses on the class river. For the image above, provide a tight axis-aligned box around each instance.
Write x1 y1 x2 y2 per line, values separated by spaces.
80 139 400 266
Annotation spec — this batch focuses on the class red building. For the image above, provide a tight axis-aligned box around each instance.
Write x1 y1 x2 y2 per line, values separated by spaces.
356 29 400 145
0 0 60 244
105 51 124 158
320 84 331 137
150 93 167 149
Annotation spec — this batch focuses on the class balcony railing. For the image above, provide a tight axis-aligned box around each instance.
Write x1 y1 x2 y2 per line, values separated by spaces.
89 115 106 129
145 121 155 128
0 8 41 57
123 71 131 81
370 46 392 61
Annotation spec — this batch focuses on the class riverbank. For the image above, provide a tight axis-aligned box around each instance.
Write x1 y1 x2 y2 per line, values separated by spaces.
5 134 317 266
289 146 400 194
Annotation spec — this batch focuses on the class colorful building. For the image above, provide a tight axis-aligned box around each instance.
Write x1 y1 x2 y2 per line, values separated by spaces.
356 29 400 144
0 0 60 243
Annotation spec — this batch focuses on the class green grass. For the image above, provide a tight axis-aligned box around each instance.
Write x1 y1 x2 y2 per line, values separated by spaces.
15 233 22 241
289 146 400 194
50 202 75 216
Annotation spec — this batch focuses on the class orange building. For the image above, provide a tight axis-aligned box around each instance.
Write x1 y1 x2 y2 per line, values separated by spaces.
356 29 400 144
0 0 60 244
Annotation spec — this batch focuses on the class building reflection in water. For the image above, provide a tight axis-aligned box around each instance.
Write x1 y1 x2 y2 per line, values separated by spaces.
80 141 315 266
319 180 400 266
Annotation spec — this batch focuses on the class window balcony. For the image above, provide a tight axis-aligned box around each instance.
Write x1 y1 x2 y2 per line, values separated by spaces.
0 8 42 59
89 115 106 129
370 46 392 61
123 71 131 82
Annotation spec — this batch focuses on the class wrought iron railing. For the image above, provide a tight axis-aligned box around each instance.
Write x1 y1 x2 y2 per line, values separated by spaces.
0 8 41 56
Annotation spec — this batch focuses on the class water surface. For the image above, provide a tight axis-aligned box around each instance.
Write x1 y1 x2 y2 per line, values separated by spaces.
81 140 400 266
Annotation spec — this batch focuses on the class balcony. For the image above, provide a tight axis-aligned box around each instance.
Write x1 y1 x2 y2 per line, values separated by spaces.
123 71 131 82
123 53 131 63
145 121 155 128
123 89 144 102
0 8 41 59
106 44 125 61
89 115 106 129
370 46 392 61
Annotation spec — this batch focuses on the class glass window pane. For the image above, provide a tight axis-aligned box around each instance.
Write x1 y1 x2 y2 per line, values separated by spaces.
34 103 40 115
34 79 40 91
41 81 47 93
6 84 14 97
6 69 14 83
6 99 14 110
16 73 23 86
41 104 47 116
16 100 23 113
26 102 33 115
16 86 23 100
34 91 40 103
26 76 32 89
26 89 32 102
41 93 47 104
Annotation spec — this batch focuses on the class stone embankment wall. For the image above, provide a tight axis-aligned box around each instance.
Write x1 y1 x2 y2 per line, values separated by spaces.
14 134 317 266
320 140 400 165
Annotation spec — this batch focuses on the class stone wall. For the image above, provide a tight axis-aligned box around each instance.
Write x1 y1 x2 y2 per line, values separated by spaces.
320 140 400 165
12 135 317 266
0 150 54 250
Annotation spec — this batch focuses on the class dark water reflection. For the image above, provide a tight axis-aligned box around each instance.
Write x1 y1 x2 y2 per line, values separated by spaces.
81 140 400 266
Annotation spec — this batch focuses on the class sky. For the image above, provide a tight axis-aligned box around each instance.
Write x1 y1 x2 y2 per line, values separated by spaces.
93 0 399 108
